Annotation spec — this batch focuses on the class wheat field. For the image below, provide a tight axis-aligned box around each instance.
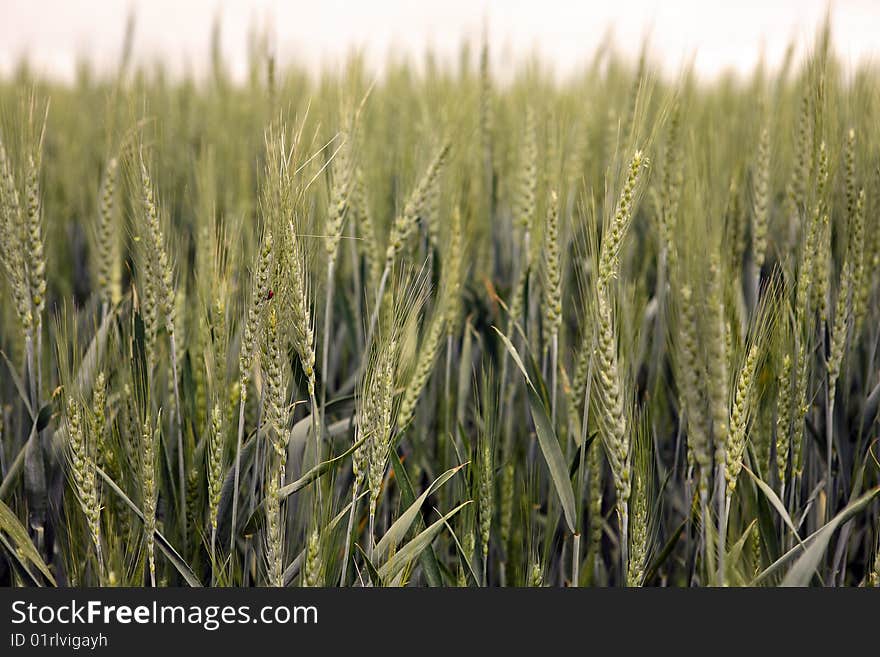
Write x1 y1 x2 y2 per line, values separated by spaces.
0 19 879 588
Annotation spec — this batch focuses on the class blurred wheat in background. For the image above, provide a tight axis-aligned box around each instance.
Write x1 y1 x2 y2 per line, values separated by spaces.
0 8 879 587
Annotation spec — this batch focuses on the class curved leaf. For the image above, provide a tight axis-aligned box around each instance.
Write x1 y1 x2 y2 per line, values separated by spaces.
96 466 202 587
389 451 443 586
527 384 577 533
374 462 466 562
494 324 576 532
492 326 533 389
0 498 55 585
780 487 880 587
279 432 365 499
379 501 471 583
742 465 802 544
355 543 382 585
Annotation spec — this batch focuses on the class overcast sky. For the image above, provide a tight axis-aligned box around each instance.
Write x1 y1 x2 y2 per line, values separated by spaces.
1 1 878 82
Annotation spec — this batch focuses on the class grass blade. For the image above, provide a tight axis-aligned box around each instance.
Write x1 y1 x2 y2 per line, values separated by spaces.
374 462 467 562
96 465 202 586
527 383 577 533
379 501 472 582
0 498 55 585
780 487 880 587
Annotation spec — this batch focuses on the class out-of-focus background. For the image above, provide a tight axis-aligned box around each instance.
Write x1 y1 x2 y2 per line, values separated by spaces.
1 1 878 81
